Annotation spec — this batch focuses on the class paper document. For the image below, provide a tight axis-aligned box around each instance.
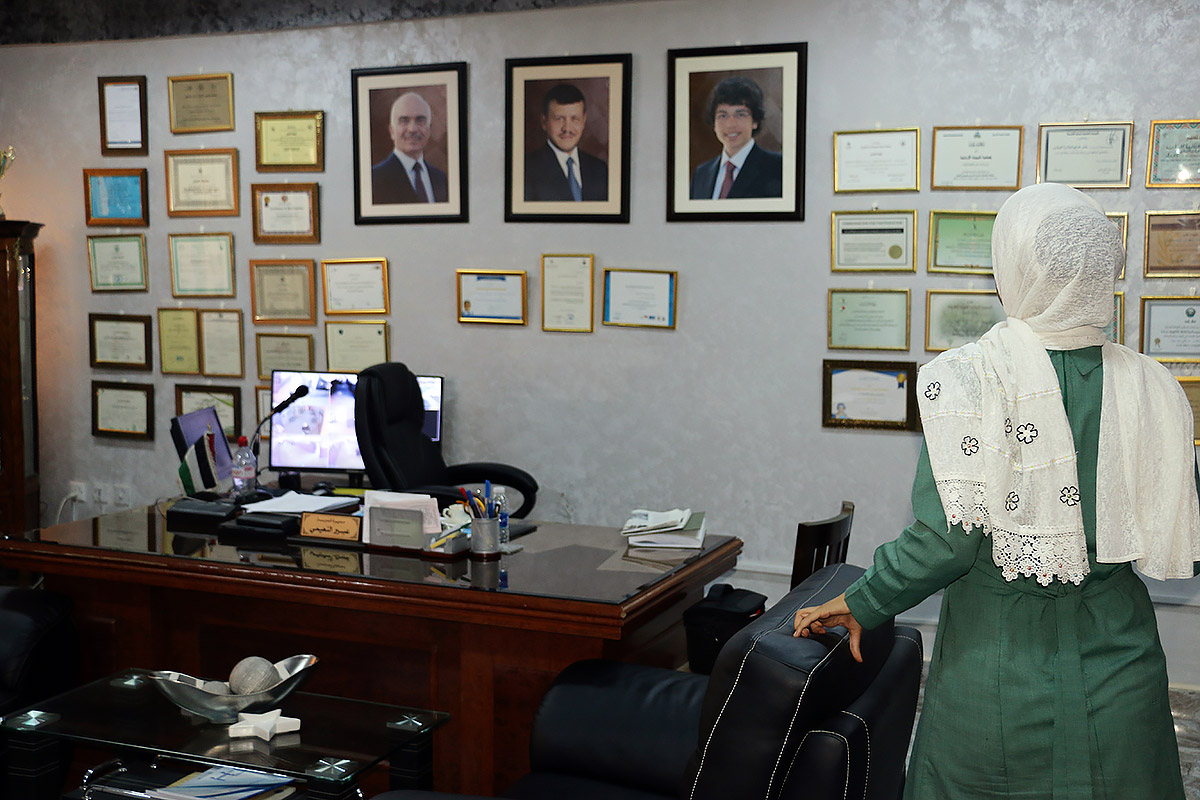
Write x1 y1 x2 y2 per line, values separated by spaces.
241 491 357 514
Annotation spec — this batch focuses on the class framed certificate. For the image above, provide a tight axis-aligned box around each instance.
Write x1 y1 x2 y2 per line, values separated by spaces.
251 182 319 245
255 110 325 172
98 75 148 156
322 258 389 314
1176 377 1200 444
157 308 200 375
1140 296 1200 362
602 268 677 329
1146 120 1200 188
827 289 910 351
457 270 527 324
1105 292 1125 345
87 233 148 292
541 254 594 332
830 210 916 272
256 333 314 379
167 72 234 134
250 259 316 324
198 309 244 378
1144 211 1200 278
175 384 241 442
833 128 920 193
92 381 153 440
1108 212 1128 279
83 168 149 227
930 125 1022 190
256 386 274 439
88 313 152 370
1036 121 1133 188
821 359 919 431
928 210 996 275
164 148 240 217
325 321 388 373
925 290 1006 351
168 232 235 297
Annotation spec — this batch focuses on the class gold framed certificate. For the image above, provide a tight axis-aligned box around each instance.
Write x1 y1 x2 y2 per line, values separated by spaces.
833 128 920 193
322 258 389 315
164 148 240 217
250 259 316 325
457 270 528 324
830 210 916 272
167 72 234 133
930 125 1022 190
255 110 325 172
541 254 594 332
198 309 244 378
175 384 242 442
325 321 389 372
1141 296 1200 362
1176 377 1200 444
1106 292 1125 345
157 307 200 375
827 289 910 351
1146 120 1200 188
251 183 319 245
83 168 149 227
1144 211 1200 278
87 233 148 292
168 232 235 297
256 332 314 380
92 381 154 440
1036 121 1133 188
925 290 1005 351
88 313 152 371
98 75 148 157
928 210 996 275
821 359 919 431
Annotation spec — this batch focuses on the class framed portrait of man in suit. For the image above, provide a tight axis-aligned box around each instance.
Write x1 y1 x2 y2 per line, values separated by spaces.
351 62 468 224
667 42 807 222
505 53 632 224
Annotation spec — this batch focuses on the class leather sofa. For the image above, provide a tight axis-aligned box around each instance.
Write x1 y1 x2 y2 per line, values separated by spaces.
373 562 923 800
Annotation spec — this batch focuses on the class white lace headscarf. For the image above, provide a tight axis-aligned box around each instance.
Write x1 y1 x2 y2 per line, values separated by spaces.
917 183 1200 584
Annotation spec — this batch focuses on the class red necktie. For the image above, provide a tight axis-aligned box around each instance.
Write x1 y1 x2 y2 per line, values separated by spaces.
718 161 736 199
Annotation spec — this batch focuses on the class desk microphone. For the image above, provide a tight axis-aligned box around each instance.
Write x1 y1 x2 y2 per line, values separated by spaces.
250 384 310 458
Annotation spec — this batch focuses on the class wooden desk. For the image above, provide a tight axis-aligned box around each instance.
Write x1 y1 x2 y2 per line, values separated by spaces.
0 506 741 794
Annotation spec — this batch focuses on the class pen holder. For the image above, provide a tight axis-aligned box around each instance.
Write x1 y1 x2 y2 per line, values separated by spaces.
469 518 501 558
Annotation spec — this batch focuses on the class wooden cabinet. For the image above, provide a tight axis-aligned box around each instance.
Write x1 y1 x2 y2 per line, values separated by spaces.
0 221 41 534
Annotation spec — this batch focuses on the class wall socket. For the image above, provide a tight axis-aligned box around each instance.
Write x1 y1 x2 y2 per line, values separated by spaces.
114 485 131 507
91 483 109 505
68 481 87 501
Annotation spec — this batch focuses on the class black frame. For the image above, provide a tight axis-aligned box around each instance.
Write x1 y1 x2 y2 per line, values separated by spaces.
175 383 242 443
98 75 148 157
88 312 152 371
91 380 154 440
821 359 920 432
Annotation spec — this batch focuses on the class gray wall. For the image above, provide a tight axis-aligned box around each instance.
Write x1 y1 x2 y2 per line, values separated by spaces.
2 0 1200 679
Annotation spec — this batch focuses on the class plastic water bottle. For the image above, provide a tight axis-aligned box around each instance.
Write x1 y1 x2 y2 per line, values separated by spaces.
493 487 510 546
232 435 257 494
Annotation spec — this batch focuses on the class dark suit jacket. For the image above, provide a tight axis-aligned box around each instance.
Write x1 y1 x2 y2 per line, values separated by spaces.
371 153 448 204
689 143 783 200
524 143 608 202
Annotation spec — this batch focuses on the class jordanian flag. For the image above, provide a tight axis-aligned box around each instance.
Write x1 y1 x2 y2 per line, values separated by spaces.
178 428 218 494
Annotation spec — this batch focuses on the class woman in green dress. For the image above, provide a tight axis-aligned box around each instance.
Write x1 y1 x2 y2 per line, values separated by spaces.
795 183 1200 800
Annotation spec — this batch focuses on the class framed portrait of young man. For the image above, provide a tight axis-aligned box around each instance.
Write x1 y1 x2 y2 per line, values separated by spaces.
667 42 807 222
504 53 632 224
351 62 468 224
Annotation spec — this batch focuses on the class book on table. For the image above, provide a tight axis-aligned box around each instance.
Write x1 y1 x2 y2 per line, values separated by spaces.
625 512 706 549
621 508 691 534
147 765 293 800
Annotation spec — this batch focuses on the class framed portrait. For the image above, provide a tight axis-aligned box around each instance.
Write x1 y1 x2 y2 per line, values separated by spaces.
821 359 919 431
83 168 149 227
1177 377 1200 444
167 72 234 134
256 386 273 439
175 384 241 442
92 381 153 441
827 289 910 351
168 232 235 297
87 233 148 292
325 321 389 373
1144 211 1200 278
1106 292 1125 345
198 309 244 378
1036 121 1133 188
255 110 325 172
930 125 1022 190
542 254 594 332
351 62 468 224
256 332 314 380
88 313 152 371
157 307 200 375
322 258 389 315
250 259 317 324
164 148 240 217
668 42 807 222
98 75 148 156
1146 120 1200 188
603 269 677 328
830 210 917 272
251 182 319 245
928 210 997 275
926 290 1005 351
1108 212 1128 279
833 128 920 193
505 54 631 223
457 270 527 324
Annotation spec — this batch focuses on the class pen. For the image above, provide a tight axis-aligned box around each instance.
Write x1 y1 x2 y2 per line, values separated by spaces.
459 487 476 516
430 529 464 549
484 480 493 516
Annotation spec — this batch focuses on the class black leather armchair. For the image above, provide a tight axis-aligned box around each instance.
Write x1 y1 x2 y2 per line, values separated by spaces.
354 362 539 517
373 563 922 800
0 586 78 714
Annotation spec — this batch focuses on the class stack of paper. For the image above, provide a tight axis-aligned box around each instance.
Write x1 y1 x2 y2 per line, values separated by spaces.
148 765 294 799
362 490 441 544
621 508 691 534
622 510 706 549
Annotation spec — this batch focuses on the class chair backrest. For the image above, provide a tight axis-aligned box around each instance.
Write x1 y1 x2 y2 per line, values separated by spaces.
791 500 854 589
354 362 449 491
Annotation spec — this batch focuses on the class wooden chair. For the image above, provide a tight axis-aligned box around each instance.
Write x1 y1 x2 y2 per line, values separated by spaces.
790 501 855 588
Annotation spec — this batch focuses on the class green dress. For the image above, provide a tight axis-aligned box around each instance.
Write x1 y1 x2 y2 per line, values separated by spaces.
844 347 1187 800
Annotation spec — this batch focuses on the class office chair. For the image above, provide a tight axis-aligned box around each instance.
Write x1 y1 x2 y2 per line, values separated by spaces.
790 500 854 588
355 362 539 517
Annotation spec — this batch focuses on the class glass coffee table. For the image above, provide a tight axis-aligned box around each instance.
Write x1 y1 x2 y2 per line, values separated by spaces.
1 669 448 799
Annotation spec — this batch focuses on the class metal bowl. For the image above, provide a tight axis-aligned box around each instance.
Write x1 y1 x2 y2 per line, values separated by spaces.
149 654 318 723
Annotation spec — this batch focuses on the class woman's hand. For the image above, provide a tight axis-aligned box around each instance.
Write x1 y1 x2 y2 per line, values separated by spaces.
793 592 863 663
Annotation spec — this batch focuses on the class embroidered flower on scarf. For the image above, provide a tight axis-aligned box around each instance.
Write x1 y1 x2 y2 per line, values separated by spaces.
961 436 979 456
1005 418 1013 435
1005 492 1019 511
1016 423 1039 444
925 381 941 401
1060 486 1080 506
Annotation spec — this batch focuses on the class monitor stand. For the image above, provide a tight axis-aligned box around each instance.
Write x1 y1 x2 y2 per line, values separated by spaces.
278 471 302 492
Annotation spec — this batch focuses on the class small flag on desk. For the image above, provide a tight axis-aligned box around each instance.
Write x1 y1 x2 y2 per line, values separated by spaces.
178 428 218 495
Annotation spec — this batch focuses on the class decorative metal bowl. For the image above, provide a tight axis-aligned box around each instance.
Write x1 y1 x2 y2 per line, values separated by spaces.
149 654 318 723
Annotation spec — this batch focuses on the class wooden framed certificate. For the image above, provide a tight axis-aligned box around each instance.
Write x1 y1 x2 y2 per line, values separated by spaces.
602 268 677 329
198 309 244 377
830 210 916 272
176 384 241 442
256 333 314 379
833 128 920 193
98 75 148 156
167 72 234 133
1140 296 1200 362
256 386 273 439
251 182 319 245
89 313 152 371
1105 292 1125 345
925 290 1005 351
322 258 389 314
325 321 388 373
255 110 325 172
827 288 910 351
1036 121 1133 188
821 359 919 431
168 232 235 297
1177 377 1200 444
1144 211 1200 278
164 148 240 217
83 168 149 227
1146 120 1200 188
541 254 594 332
92 381 153 440
157 307 200 375
457 270 528 324
87 233 148 292
250 259 316 324
928 210 996 275
930 125 1022 190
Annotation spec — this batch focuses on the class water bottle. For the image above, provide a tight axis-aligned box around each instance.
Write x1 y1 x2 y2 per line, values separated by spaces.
232 435 257 494
493 486 510 546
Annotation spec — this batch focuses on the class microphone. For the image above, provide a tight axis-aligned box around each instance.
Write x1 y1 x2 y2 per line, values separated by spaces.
251 384 310 458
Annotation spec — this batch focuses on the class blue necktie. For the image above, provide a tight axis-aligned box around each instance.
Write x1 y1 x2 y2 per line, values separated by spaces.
566 157 582 202
411 163 430 203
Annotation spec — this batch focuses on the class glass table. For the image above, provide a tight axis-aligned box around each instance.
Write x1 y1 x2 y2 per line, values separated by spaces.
1 669 448 799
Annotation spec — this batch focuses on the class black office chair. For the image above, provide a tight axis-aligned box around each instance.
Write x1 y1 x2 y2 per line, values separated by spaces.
355 362 539 517
790 500 854 588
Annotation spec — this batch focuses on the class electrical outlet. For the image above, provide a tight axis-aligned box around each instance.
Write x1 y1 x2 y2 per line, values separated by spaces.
68 481 87 501
114 485 131 507
91 484 108 505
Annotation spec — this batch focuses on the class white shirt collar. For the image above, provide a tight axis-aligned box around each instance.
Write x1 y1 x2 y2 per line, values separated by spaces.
546 140 582 184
